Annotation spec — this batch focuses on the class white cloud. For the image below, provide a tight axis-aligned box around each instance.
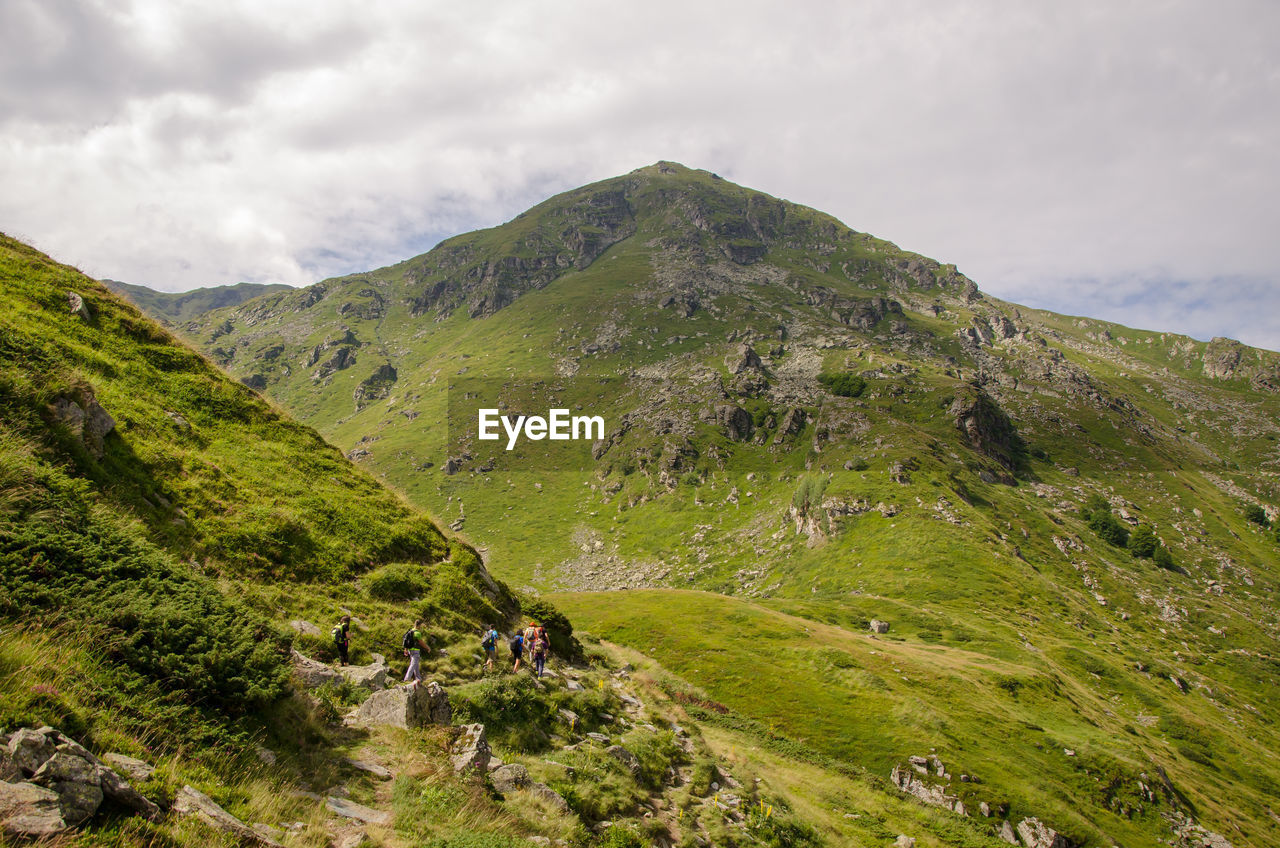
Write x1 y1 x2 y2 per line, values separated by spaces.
1 0 1278 349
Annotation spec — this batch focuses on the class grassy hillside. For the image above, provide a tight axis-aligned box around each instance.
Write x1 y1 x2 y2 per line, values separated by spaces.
145 163 1280 846
103 278 293 325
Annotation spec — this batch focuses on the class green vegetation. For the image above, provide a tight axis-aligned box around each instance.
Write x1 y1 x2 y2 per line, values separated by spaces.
817 371 866 398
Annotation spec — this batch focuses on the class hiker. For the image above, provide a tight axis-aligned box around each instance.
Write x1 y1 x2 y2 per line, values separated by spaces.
481 625 499 670
332 615 352 666
402 619 426 686
509 631 524 673
531 627 548 678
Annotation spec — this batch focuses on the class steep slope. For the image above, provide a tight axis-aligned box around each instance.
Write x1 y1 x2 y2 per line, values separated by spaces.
160 163 1280 847
103 278 293 325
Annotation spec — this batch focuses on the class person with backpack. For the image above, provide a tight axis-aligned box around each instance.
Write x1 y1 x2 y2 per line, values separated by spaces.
531 627 549 678
509 631 524 673
402 619 426 687
332 615 352 666
481 625 499 671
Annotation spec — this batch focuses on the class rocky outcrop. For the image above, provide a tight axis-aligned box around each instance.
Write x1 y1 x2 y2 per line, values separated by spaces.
450 724 491 774
1202 338 1243 380
713 404 754 442
48 387 116 459
355 681 451 729
890 763 964 815
726 343 764 375
174 785 282 846
950 386 1020 476
353 364 398 409
0 727 159 838
312 346 357 381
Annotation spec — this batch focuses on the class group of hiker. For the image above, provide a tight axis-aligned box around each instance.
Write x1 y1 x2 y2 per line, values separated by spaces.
331 615 552 683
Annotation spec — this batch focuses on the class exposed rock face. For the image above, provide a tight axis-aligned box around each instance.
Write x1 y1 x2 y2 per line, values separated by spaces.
1016 817 1070 848
355 681 451 729
450 724 491 774
1202 338 1243 380
313 346 357 380
48 388 116 459
773 407 807 442
890 764 965 815
174 785 283 847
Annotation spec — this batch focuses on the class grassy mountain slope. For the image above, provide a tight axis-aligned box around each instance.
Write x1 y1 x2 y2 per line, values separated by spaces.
159 163 1280 847
103 278 293 325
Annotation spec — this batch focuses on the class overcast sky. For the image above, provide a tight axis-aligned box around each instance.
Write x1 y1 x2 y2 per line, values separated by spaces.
2 1 1278 351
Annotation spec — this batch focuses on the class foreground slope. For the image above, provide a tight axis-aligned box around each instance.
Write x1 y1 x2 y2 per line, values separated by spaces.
162 164 1280 847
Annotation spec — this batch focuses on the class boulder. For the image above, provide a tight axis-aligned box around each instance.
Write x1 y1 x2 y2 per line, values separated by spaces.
586 733 611 745
998 820 1017 844
1015 817 1069 848
101 753 154 784
326 796 391 826
869 620 890 634
289 619 323 638
173 785 283 847
713 405 754 442
290 649 345 689
67 291 91 321
529 782 571 814
894 837 916 848
450 724 491 775
7 729 55 776
566 680 585 692
0 780 66 837
48 389 116 459
605 746 642 778
356 681 451 729
96 765 160 819
338 653 391 691
31 752 102 824
490 763 531 794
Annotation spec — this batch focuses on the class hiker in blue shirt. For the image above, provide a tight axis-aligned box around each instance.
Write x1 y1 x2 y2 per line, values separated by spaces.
481 625 499 671
509 631 524 673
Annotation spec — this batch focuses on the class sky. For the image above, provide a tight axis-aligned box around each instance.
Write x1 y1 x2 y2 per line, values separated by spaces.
2 1 1278 351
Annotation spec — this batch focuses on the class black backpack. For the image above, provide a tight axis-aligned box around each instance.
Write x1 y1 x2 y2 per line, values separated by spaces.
509 635 522 653
402 628 417 651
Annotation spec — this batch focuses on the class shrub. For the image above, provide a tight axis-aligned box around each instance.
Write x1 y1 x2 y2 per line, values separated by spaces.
1088 510 1129 547
1244 503 1270 527
451 676 551 752
790 476 828 516
817 372 867 398
1128 524 1158 558
1153 545 1178 572
520 596 582 661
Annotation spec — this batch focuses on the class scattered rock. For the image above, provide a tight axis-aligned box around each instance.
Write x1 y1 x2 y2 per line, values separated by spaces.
450 724 491 774
174 785 283 846
326 796 391 827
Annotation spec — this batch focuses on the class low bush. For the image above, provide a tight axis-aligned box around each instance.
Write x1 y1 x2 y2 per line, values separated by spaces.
817 371 867 398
